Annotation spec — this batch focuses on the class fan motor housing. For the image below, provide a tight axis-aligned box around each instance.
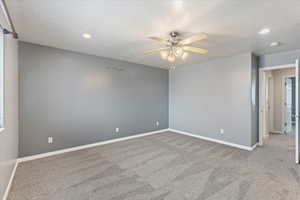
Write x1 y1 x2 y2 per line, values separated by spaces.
170 31 179 38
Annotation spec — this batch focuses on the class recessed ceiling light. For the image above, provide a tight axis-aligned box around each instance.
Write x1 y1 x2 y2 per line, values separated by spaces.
82 33 92 39
270 41 280 47
258 28 270 35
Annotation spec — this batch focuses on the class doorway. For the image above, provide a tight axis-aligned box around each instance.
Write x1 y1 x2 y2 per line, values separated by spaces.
259 60 300 164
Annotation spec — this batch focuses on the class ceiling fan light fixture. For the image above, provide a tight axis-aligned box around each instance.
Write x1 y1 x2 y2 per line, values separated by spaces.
175 47 183 57
182 52 189 60
168 54 176 62
145 32 208 63
160 51 169 59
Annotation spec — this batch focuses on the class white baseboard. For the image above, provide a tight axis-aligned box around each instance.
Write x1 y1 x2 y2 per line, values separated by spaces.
18 129 168 163
17 128 258 164
168 129 258 151
270 130 283 134
251 143 259 150
2 161 18 200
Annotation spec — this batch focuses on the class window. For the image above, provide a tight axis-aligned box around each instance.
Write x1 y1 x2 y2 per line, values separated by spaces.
0 31 4 129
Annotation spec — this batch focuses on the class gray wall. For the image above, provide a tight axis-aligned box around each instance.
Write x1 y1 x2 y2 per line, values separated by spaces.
0 36 19 198
170 53 256 147
259 49 300 68
19 42 169 157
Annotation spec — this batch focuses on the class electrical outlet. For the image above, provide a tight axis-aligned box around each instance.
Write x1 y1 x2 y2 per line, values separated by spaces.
156 121 160 127
115 128 119 133
48 137 53 144
220 129 224 134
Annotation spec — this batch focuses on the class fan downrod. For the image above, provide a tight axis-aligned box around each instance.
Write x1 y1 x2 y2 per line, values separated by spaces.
170 31 179 38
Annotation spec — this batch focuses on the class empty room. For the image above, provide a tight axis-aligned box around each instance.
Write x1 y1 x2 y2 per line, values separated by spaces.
1 0 300 200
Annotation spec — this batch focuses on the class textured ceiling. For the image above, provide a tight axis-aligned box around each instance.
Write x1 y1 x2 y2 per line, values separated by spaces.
7 0 300 68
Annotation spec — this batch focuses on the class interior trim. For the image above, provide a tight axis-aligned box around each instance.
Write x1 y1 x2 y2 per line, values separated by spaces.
260 64 295 71
18 128 259 164
2 161 18 200
169 129 258 151
17 129 169 163
0 0 18 38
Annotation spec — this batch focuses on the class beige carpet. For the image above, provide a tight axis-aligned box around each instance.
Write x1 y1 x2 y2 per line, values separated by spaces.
8 131 300 200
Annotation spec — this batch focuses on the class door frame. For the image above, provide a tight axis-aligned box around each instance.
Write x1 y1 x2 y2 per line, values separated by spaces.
259 63 299 163
266 73 274 134
295 59 299 163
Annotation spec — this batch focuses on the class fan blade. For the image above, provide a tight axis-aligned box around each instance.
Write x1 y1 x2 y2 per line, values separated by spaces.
149 36 171 45
179 33 207 45
183 46 208 54
144 47 170 55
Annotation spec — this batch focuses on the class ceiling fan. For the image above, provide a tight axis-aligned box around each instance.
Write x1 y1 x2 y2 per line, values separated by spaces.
144 31 208 62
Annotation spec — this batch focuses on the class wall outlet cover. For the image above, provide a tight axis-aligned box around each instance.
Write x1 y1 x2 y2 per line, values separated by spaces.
48 137 53 144
115 128 119 133
156 121 160 126
220 129 224 134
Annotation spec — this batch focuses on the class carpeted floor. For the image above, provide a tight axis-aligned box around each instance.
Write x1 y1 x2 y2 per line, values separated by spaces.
8 131 300 200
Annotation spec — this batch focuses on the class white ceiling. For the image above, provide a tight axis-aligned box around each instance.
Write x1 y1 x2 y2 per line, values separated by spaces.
7 0 300 68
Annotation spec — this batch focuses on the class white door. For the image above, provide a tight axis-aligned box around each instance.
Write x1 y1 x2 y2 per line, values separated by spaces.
282 76 296 135
295 59 300 163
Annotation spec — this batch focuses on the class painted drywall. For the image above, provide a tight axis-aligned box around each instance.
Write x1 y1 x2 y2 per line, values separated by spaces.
259 49 300 68
0 35 19 198
170 53 257 147
19 42 169 157
271 68 295 132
